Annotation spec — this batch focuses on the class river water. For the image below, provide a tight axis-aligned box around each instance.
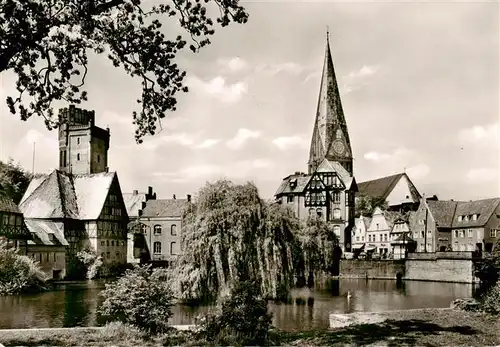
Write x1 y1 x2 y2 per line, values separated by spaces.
0 279 476 331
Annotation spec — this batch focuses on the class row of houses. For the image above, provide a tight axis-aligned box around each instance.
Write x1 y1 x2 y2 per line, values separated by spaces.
352 196 500 258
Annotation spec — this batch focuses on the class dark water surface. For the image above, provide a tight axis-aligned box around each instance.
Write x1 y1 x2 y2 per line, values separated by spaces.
0 279 476 331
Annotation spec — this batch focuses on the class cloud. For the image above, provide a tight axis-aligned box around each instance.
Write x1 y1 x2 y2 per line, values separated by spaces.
458 122 499 148
465 167 498 183
364 148 413 162
256 62 310 76
343 64 380 94
272 135 309 150
217 57 249 72
187 76 247 103
226 128 261 150
194 139 220 149
405 164 431 180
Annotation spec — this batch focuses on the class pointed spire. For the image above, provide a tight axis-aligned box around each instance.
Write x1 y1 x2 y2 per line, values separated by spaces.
308 32 353 175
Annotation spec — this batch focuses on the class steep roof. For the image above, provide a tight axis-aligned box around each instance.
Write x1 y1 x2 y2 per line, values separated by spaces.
427 200 458 228
316 159 355 190
20 169 116 220
123 193 148 218
0 193 21 214
383 210 406 228
452 198 500 228
141 199 187 218
24 219 69 246
275 173 310 196
357 172 421 203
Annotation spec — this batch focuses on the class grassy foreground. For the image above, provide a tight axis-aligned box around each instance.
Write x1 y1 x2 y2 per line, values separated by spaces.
0 309 498 346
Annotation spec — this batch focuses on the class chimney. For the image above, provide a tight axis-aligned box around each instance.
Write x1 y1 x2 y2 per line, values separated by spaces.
133 190 138 195
173 194 176 199
138 209 143 217
105 167 109 173
141 201 147 210
187 194 191 202
148 186 153 196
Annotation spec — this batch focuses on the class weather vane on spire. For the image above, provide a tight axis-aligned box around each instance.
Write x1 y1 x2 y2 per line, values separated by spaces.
326 26 329 40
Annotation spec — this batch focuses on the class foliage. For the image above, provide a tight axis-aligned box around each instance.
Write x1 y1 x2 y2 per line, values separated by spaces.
0 159 33 205
474 239 500 289
1 0 248 142
76 248 103 279
480 281 500 315
355 195 389 217
0 241 48 295
99 264 174 334
169 179 299 302
197 280 273 346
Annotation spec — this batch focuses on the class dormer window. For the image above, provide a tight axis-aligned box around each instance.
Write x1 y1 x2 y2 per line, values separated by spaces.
464 215 469 222
472 214 477 221
287 195 294 203
458 215 463 222
289 178 297 189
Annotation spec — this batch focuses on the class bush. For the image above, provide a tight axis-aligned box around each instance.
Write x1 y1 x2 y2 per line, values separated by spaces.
98 265 174 334
197 280 273 346
76 248 103 280
480 281 500 315
0 243 47 294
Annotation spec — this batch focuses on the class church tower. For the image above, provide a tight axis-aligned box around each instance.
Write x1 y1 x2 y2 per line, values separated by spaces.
58 105 110 175
308 32 353 175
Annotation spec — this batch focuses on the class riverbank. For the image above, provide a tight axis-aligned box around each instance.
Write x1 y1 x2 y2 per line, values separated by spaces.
0 308 498 346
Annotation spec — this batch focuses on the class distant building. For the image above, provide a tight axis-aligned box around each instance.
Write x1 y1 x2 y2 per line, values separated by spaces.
123 187 157 263
410 196 500 254
357 173 421 212
137 195 191 265
352 215 371 252
274 33 357 252
20 106 129 278
0 185 31 254
390 216 416 259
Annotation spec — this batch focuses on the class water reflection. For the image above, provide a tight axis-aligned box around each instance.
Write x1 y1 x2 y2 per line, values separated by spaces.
0 279 477 331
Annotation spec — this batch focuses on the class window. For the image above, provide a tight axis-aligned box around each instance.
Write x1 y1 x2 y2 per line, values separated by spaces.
77 153 80 161
154 225 162 235
460 230 465 238
106 240 110 246
458 215 463 222
316 208 323 218
333 192 341 203
333 208 341 219
287 195 294 203
97 155 100 163
116 252 120 259
414 232 419 238
153 242 161 254
106 252 110 259
356 236 360 242
336 129 342 139
100 241 105 246
171 224 177 236
472 214 477 221
141 225 148 234
468 229 473 238
491 229 498 238
333 225 341 237
308 208 314 216
376 223 379 230
454 230 459 238
361 236 364 242
421 231 424 238
111 240 115 246
77 137 80 145
170 242 177 255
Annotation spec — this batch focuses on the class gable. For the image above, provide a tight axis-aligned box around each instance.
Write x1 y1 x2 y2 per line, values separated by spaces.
97 174 129 221
305 172 326 191
73 172 116 220
367 208 391 231
386 176 414 206
316 159 353 189
358 173 403 200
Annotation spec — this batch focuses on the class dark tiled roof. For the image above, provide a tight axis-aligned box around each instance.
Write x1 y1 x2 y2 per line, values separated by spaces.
358 173 421 204
0 193 21 214
24 219 69 246
452 198 500 228
383 210 406 228
141 199 187 218
123 193 147 218
391 233 416 244
20 169 117 220
275 173 310 196
427 200 458 228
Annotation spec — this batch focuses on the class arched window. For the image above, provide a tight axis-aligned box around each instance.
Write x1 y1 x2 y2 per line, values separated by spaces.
154 225 162 235
111 240 114 246
153 242 161 254
77 153 80 161
309 208 314 216
170 242 177 255
333 208 341 219
106 240 110 246
141 224 148 234
336 129 342 139
171 224 177 236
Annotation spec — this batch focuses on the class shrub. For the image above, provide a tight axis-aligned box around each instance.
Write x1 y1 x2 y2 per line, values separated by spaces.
76 248 103 280
0 243 47 295
480 281 500 315
198 280 273 346
98 265 174 334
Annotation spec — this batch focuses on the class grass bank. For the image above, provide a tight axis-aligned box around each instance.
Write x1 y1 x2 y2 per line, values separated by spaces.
0 309 498 346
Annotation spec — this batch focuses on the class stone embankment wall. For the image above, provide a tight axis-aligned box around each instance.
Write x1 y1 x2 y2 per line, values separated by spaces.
340 260 405 280
340 252 478 283
405 252 478 283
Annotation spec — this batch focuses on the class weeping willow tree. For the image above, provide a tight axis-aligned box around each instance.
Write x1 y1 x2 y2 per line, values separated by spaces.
169 179 340 302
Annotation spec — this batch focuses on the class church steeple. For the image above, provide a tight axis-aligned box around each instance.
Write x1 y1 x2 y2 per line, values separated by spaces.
308 32 353 175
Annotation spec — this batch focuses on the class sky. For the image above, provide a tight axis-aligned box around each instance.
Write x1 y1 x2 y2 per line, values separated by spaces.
0 0 499 201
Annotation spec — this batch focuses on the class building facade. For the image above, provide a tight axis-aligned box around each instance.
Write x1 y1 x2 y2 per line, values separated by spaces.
137 195 190 265
390 217 416 259
274 34 357 252
357 173 421 212
123 187 157 263
20 106 129 278
352 215 371 251
0 186 31 254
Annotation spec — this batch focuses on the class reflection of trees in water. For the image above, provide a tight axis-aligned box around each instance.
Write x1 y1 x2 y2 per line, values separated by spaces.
63 288 88 327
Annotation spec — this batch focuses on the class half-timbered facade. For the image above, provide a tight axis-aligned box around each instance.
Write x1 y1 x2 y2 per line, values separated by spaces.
0 185 31 253
274 33 357 251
